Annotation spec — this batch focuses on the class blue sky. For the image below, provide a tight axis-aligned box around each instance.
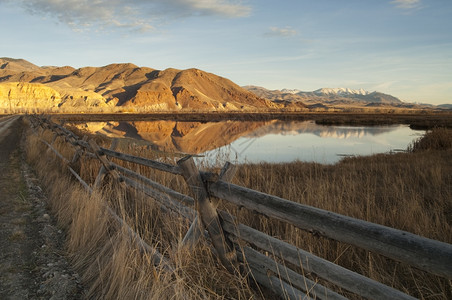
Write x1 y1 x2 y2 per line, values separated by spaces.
0 0 451 105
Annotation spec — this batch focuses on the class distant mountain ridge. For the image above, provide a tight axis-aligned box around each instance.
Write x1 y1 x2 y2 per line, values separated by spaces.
243 85 412 109
437 104 452 110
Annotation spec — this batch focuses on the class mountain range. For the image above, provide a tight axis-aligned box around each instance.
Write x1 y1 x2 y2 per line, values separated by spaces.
0 57 446 113
0 57 286 113
242 86 417 109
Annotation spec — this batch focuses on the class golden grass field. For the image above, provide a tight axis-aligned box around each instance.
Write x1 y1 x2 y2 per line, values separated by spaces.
25 120 452 299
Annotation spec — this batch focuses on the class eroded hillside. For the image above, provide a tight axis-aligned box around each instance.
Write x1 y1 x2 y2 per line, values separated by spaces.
0 57 292 113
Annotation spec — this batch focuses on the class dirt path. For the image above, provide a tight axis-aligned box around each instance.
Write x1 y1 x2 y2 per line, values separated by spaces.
0 116 84 299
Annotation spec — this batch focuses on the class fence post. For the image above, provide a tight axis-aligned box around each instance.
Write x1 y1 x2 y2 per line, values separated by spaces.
93 139 119 188
70 135 88 173
50 131 58 145
89 139 124 188
181 162 238 248
177 156 237 273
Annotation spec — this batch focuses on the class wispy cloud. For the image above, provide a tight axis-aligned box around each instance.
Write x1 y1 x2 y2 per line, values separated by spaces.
373 81 398 91
391 0 422 10
8 0 251 32
265 26 297 37
170 0 251 17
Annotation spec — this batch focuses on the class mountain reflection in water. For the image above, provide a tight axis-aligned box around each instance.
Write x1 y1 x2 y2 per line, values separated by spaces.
72 120 423 164
244 121 395 139
73 120 270 153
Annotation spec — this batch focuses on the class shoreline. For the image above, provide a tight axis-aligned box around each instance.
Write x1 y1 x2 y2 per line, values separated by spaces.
41 111 452 129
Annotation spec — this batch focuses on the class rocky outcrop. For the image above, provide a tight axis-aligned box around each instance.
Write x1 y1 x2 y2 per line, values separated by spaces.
58 89 111 110
0 82 61 112
0 82 111 113
124 81 180 110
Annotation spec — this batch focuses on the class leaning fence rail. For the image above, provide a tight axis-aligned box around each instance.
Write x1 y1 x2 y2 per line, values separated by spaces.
27 115 452 300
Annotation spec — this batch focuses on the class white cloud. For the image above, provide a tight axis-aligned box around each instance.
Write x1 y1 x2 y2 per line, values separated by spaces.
10 0 251 32
391 0 422 10
265 27 297 37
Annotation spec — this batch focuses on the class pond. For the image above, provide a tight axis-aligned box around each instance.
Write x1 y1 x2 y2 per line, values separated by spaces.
71 120 425 165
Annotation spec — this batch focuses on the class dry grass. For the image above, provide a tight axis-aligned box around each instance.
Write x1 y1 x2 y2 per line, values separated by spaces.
228 129 452 299
409 127 452 152
25 127 255 299
25 122 452 299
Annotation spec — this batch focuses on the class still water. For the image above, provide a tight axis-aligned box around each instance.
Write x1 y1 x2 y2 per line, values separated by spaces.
199 122 424 165
73 120 424 165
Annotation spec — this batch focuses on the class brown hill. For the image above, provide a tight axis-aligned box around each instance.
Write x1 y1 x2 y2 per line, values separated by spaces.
0 58 285 113
0 57 40 72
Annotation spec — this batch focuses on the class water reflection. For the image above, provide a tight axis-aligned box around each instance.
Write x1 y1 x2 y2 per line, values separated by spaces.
74 120 270 153
71 120 424 164
245 121 395 139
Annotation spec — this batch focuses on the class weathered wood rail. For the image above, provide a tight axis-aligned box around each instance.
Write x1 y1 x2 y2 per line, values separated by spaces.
27 115 452 300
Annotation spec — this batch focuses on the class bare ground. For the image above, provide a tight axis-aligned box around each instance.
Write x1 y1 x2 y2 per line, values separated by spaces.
0 116 85 299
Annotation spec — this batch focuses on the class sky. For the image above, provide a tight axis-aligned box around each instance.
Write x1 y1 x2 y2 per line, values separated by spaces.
0 0 451 105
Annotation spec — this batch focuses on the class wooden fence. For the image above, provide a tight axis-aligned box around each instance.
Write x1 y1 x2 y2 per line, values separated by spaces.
28 115 452 300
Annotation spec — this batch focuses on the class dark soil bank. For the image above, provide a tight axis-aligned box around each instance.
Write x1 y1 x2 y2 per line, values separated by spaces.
46 111 452 129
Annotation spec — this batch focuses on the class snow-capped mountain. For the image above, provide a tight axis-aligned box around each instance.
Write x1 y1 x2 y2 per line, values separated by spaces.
281 88 302 94
313 87 371 96
243 85 405 107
